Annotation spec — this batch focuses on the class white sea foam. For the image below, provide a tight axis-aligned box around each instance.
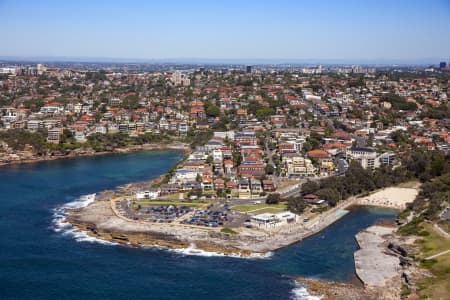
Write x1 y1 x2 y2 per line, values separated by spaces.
62 193 96 209
52 194 118 246
168 243 274 259
291 282 323 300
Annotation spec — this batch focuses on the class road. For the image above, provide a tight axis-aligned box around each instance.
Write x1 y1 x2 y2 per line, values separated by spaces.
264 135 280 188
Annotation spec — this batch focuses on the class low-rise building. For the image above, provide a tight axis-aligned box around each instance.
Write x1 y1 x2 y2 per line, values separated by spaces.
251 211 297 228
238 161 265 178
136 189 160 200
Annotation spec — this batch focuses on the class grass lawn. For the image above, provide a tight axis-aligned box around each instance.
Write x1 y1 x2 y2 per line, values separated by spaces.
278 180 299 190
252 207 286 214
220 227 238 234
161 193 186 200
396 180 420 188
311 205 330 214
414 222 450 299
437 220 450 234
232 203 287 213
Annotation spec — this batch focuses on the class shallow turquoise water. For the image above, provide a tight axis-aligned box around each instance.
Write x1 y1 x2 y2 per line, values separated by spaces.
0 151 397 299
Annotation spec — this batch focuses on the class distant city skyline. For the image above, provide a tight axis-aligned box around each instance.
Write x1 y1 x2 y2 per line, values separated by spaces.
1 0 449 63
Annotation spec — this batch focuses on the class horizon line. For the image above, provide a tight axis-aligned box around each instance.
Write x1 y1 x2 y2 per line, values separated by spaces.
0 55 448 66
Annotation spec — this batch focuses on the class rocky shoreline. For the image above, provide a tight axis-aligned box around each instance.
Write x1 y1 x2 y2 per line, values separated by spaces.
63 191 366 257
295 277 371 300
62 186 420 257
0 142 190 167
294 227 410 300
55 162 421 299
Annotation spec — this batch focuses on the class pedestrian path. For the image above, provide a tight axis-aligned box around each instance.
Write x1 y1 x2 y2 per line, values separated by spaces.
425 249 450 260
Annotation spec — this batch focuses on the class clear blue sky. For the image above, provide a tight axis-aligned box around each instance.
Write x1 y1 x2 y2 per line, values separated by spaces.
0 0 449 62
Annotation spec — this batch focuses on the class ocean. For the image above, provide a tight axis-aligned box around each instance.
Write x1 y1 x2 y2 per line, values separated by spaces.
0 150 397 300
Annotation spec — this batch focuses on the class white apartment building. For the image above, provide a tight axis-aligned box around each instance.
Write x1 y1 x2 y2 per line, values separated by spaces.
346 147 377 169
283 155 316 177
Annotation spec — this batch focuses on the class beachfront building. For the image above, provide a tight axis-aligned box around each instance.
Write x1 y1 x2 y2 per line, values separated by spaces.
251 211 297 228
47 128 62 143
170 168 198 184
136 189 160 200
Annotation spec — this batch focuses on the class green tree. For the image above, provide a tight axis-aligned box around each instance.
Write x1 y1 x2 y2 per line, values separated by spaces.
287 196 307 214
265 164 275 175
266 193 280 204
301 180 319 195
205 103 221 117
256 107 275 119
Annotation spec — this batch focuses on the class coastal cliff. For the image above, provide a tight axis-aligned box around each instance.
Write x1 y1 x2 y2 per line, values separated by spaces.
0 142 190 166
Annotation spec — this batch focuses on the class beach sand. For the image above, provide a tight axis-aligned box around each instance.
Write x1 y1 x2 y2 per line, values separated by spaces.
357 187 419 210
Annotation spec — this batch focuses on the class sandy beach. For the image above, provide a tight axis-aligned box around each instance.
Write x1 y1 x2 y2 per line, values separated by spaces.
357 187 419 210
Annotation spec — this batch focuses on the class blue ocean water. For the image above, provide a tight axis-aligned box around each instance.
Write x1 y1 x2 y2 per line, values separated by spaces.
0 151 397 300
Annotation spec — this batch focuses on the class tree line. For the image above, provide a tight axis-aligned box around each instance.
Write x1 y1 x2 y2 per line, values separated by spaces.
286 149 449 214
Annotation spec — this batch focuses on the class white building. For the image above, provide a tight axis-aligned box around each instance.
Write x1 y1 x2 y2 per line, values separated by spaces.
159 117 169 130
346 147 377 169
212 149 223 162
285 137 306 152
213 131 235 140
178 122 189 133
377 152 396 166
95 125 107 134
251 211 297 228
47 128 62 143
1 107 17 124
283 155 316 177
171 168 198 184
171 71 191 86
109 98 122 106
27 120 42 131
74 131 86 142
0 67 16 74
136 189 160 200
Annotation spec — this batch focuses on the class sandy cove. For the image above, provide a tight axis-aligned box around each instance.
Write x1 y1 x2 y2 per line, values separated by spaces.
0 142 190 167
63 186 420 257
357 186 419 210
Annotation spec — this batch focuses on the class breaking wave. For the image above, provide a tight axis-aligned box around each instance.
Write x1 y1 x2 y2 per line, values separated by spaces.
291 282 323 300
51 193 118 246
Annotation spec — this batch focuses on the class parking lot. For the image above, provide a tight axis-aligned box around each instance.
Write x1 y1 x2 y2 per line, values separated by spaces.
181 209 228 227
115 200 194 223
114 198 267 228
